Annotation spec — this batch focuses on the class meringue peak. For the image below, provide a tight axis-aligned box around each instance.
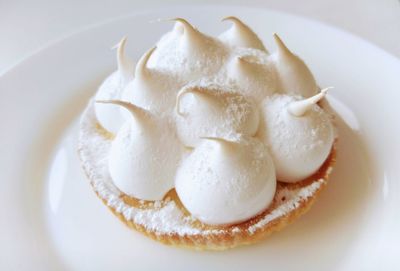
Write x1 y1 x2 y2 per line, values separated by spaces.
272 33 319 97
112 37 134 82
175 135 276 225
221 16 267 51
105 101 182 201
233 55 267 78
287 87 331 117
258 94 335 182
171 18 197 32
226 54 278 100
94 39 134 134
96 100 151 123
273 33 292 57
235 55 261 69
135 46 157 79
170 18 202 42
221 16 244 23
152 18 184 34
176 86 220 116
148 17 227 82
169 17 222 57
175 83 260 147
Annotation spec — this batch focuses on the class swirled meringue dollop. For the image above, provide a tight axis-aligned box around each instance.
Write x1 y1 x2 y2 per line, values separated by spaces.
95 37 134 133
147 18 228 82
122 46 183 116
100 100 183 200
175 84 259 147
175 136 276 225
219 16 267 51
271 33 318 97
226 49 279 101
257 89 334 182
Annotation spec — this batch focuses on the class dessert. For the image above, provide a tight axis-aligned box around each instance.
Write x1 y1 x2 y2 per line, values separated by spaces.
78 17 336 250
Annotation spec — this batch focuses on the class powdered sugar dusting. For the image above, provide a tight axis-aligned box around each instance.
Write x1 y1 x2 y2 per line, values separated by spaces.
79 101 328 236
247 179 324 234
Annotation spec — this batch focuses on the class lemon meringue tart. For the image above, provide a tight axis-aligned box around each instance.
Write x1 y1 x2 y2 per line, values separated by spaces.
78 17 337 250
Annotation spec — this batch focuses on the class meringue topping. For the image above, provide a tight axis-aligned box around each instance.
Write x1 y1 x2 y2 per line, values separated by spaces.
219 16 267 52
122 46 182 115
95 37 134 134
288 87 331 116
147 18 228 82
175 84 259 147
226 52 279 101
175 136 276 225
93 18 336 225
257 92 335 182
99 100 183 200
272 33 318 97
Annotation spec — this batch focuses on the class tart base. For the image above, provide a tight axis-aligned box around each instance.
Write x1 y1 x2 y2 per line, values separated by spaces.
78 100 336 250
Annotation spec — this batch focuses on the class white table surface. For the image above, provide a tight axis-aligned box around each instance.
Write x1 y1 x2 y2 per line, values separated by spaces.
1 0 399 74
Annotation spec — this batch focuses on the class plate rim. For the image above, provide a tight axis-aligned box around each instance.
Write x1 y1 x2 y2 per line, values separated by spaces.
1 4 399 79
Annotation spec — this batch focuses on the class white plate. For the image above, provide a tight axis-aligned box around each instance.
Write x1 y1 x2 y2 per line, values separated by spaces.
1 5 399 271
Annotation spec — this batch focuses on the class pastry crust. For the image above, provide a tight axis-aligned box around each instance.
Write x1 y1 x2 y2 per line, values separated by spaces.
78 100 336 250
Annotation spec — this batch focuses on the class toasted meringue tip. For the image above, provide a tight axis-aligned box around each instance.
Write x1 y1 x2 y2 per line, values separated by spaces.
308 87 331 103
273 33 290 54
272 32 280 40
111 36 134 80
111 36 127 50
170 17 195 29
135 46 157 76
320 87 334 94
221 16 241 23
287 88 331 117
